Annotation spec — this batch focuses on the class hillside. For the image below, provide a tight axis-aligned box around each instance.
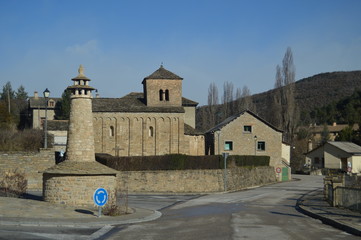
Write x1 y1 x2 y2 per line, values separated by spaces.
251 71 361 122
196 71 361 131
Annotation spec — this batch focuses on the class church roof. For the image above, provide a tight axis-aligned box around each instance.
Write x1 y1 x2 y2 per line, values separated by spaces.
184 124 203 135
142 65 183 83
92 92 186 113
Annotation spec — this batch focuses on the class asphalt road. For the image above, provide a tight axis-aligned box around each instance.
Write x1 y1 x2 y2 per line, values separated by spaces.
0 175 358 240
106 175 358 240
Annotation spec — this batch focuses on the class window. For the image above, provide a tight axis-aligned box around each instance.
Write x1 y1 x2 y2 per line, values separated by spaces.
224 141 233 151
48 100 55 107
110 126 115 137
244 125 252 133
159 89 164 101
165 89 169 101
149 126 154 137
257 141 266 151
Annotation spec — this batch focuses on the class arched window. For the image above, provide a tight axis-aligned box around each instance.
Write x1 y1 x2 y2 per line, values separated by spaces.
159 89 164 101
110 126 115 137
149 126 154 137
165 89 169 101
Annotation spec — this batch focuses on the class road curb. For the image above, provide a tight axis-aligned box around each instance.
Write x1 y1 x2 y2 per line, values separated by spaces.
0 208 162 228
296 191 361 236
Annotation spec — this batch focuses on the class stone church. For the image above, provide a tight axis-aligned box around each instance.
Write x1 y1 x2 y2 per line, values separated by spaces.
92 65 204 156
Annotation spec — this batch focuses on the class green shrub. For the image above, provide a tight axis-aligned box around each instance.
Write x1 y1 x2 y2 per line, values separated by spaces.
96 154 269 171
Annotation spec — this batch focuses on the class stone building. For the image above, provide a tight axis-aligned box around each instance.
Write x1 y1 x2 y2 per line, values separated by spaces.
205 110 291 180
92 65 204 156
28 65 204 157
305 141 361 173
28 91 59 129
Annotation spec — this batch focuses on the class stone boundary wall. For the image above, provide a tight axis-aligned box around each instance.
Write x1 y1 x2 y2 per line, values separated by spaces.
0 149 55 191
117 166 276 193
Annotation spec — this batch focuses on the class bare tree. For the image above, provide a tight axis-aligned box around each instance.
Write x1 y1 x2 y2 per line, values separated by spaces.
271 65 283 128
222 81 234 118
273 47 298 142
207 82 219 129
235 85 254 113
282 47 298 142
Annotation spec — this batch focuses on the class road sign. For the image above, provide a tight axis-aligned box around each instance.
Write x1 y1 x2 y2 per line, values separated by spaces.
276 167 282 174
93 188 108 207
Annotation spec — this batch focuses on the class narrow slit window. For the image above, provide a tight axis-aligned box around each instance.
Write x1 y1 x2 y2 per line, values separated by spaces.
165 89 169 101
159 89 164 101
110 126 115 137
149 126 154 137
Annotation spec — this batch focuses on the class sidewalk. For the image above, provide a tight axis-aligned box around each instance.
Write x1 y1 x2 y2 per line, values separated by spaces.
0 196 161 228
297 189 361 236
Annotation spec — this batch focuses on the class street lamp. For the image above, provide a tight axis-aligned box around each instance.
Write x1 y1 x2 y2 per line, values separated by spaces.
43 88 50 148
254 135 257 155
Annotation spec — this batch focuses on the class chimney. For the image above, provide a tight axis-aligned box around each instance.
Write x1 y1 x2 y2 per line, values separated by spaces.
308 139 313 151
34 91 39 99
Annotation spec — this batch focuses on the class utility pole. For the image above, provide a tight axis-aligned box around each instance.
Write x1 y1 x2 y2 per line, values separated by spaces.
7 88 10 113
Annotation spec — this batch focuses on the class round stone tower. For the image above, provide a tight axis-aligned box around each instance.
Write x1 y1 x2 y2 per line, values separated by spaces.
43 65 118 207
65 65 96 162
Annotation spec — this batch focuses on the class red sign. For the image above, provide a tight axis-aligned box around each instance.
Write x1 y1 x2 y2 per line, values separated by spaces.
276 167 282 173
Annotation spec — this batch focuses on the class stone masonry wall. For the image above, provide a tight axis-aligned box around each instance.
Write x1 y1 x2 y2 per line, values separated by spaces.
144 79 182 107
43 174 116 206
93 112 187 156
117 166 276 193
0 149 54 191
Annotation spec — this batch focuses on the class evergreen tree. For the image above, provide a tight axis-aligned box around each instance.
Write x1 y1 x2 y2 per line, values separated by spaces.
16 85 28 100
55 90 71 120
0 81 15 100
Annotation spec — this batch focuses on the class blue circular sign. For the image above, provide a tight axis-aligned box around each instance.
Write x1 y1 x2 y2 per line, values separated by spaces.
93 188 108 206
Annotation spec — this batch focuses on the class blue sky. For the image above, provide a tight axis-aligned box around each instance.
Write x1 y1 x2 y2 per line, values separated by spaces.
0 0 360 105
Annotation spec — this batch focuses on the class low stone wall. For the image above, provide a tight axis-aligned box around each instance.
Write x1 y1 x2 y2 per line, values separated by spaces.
43 174 116 206
0 149 55 191
117 166 276 193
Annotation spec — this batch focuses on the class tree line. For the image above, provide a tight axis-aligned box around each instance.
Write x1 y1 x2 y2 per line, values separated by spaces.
197 47 297 144
0 82 29 130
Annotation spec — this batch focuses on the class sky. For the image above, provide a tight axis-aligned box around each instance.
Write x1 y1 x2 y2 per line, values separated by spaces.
0 0 360 106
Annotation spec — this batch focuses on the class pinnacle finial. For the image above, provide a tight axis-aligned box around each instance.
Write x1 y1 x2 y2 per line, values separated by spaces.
78 64 85 76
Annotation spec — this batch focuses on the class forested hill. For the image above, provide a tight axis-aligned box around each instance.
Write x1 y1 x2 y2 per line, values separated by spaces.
252 71 361 121
196 71 361 132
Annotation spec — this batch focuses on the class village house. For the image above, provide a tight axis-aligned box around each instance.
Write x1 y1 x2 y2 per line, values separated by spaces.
306 122 359 148
28 91 59 129
204 110 291 180
305 141 361 173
